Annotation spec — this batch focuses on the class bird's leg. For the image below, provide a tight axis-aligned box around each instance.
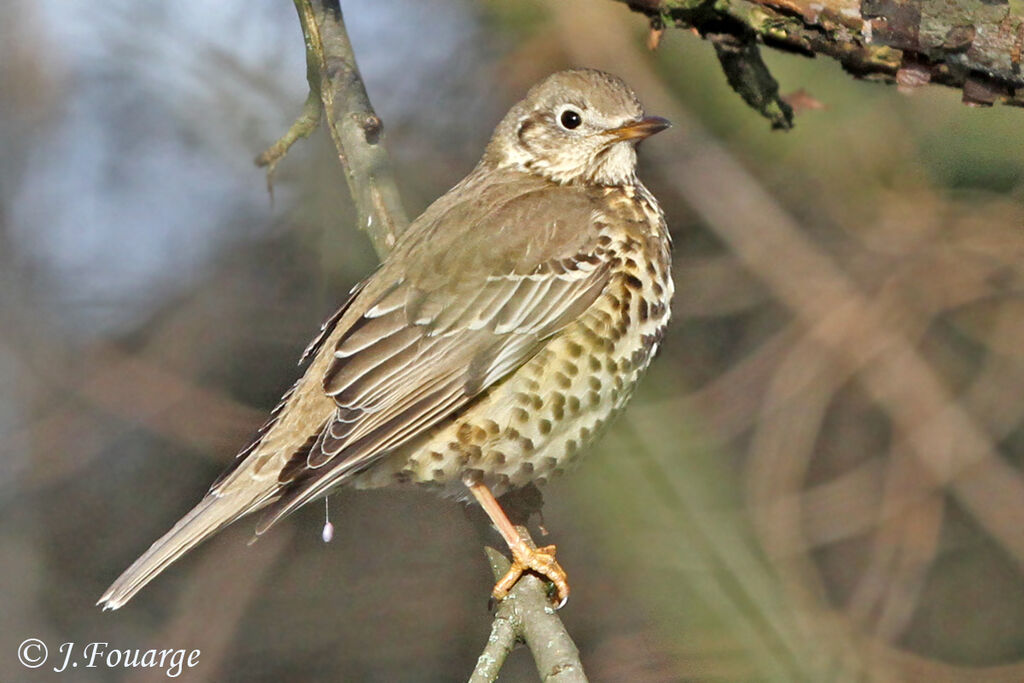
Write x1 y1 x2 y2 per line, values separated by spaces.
466 479 569 607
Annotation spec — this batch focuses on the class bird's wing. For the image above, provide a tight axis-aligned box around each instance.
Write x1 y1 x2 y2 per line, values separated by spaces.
256 182 613 531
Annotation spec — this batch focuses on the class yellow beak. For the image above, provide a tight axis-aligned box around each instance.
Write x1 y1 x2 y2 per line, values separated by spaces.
608 116 671 141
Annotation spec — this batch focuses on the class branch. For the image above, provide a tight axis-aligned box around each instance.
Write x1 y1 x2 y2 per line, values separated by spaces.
469 550 519 682
470 546 588 683
257 0 409 256
619 0 1024 127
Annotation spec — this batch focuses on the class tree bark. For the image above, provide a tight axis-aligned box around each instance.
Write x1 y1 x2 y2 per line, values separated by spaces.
620 0 1024 126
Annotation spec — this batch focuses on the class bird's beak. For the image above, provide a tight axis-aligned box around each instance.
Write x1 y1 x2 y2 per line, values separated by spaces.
608 116 671 141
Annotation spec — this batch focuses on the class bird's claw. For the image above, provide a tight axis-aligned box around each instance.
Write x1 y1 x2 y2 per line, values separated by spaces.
491 542 570 609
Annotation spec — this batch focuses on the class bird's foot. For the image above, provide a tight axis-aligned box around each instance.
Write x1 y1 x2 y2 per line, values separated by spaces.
492 538 569 608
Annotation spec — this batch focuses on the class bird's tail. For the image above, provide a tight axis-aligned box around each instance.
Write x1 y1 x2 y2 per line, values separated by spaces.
97 490 269 611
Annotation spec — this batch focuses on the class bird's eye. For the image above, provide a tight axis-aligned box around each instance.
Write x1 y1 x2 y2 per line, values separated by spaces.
559 108 583 130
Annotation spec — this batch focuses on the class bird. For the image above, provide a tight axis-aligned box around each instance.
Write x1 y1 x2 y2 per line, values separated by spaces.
98 68 673 611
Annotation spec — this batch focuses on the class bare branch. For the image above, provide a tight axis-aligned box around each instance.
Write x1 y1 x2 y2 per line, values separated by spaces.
257 0 409 256
470 545 588 683
469 552 518 682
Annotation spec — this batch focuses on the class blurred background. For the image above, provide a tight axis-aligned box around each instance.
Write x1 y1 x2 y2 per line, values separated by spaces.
2 0 1023 680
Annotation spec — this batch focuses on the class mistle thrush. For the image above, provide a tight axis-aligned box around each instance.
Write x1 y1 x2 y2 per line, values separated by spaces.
99 68 673 610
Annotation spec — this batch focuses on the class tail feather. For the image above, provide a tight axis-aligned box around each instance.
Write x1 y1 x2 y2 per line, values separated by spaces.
97 491 269 611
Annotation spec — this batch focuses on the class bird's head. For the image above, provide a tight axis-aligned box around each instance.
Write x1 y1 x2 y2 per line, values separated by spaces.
484 69 669 187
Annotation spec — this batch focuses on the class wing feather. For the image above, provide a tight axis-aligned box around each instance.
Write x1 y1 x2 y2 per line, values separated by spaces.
326 328 423 403
493 276 556 333
258 181 617 531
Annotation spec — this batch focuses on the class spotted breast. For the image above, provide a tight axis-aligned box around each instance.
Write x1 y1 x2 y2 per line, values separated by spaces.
353 180 673 499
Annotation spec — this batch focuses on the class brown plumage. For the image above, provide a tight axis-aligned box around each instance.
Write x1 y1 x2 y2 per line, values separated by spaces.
98 68 673 610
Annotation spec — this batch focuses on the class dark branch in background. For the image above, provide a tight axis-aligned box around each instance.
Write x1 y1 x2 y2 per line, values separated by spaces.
257 2 583 680
620 0 1024 128
257 0 409 257
709 32 794 130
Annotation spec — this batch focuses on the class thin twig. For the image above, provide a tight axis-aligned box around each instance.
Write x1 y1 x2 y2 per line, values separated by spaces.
254 89 321 185
254 1 324 190
256 0 409 256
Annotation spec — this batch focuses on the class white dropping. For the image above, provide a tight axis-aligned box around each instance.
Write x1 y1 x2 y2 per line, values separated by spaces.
322 497 335 543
